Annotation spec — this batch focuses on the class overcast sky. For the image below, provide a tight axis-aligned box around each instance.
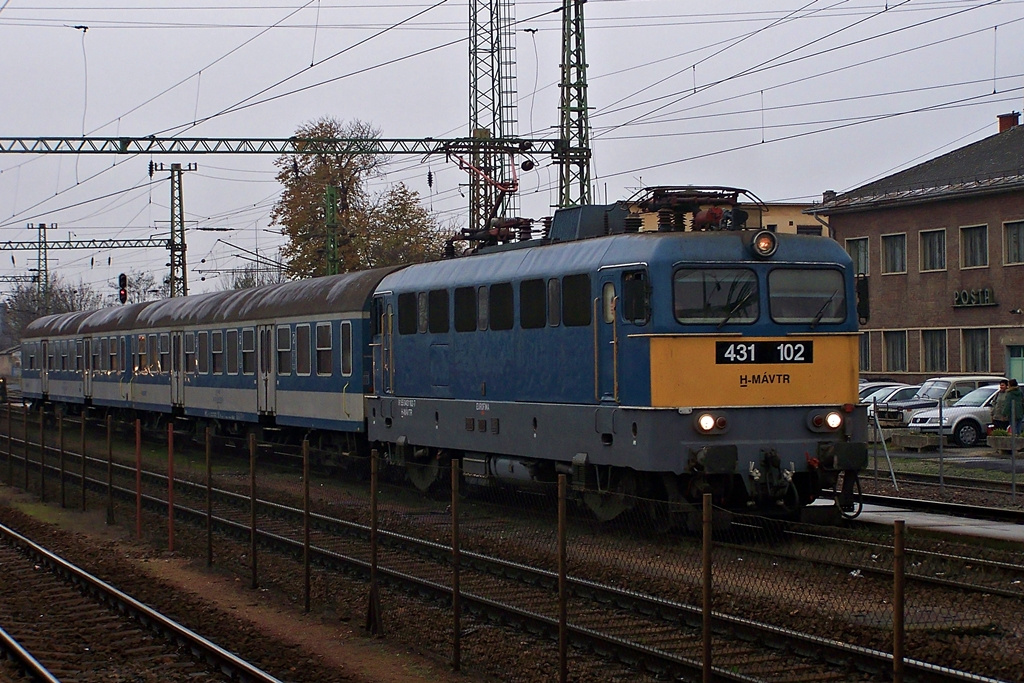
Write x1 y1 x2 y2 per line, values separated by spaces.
1 0 1022 296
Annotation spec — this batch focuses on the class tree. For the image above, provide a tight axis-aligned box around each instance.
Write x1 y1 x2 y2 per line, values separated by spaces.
1 275 104 346
270 117 449 276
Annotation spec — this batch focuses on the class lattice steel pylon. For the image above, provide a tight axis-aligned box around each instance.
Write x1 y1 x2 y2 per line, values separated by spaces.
468 0 519 233
157 162 196 297
557 0 592 207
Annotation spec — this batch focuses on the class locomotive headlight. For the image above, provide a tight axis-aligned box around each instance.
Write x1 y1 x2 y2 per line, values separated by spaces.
697 413 717 433
751 230 778 258
825 411 843 429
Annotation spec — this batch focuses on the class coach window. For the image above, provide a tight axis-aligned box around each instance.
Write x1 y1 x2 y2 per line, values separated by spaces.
109 337 118 372
137 335 148 372
428 289 449 333
520 279 546 329
454 287 476 332
198 331 209 374
316 323 332 376
477 286 489 330
621 270 650 325
602 283 616 324
185 333 197 373
76 340 84 371
120 337 127 372
673 268 758 324
212 331 225 374
277 326 292 375
341 321 353 376
149 334 159 371
62 341 70 370
562 274 592 327
417 292 429 333
96 339 106 371
397 293 417 335
242 328 256 375
490 283 514 331
159 334 170 372
547 279 561 326
226 330 239 375
296 324 311 375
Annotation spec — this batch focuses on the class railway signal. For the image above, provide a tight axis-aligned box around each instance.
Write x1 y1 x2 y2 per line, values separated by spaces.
118 273 127 304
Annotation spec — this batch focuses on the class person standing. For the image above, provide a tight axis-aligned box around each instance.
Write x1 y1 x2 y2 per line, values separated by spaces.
992 379 1010 430
1006 379 1024 434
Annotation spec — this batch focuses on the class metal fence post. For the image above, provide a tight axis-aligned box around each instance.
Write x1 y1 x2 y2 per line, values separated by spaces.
558 474 568 683
451 459 461 672
937 400 944 493
5 403 11 486
249 432 257 589
365 449 383 635
106 414 114 525
893 520 905 683
702 493 713 683
303 439 311 614
22 404 28 490
1011 403 1018 502
206 427 212 567
168 422 175 551
38 406 45 502
80 413 87 511
135 419 142 540
58 413 65 508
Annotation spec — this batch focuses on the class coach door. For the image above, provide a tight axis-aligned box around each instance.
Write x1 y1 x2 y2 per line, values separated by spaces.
257 325 276 414
170 332 185 406
40 341 49 395
82 338 93 399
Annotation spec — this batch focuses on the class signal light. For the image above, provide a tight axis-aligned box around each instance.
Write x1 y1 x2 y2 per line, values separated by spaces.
750 230 778 258
118 273 127 304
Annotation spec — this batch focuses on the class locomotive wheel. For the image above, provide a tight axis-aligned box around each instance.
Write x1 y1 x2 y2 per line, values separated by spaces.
582 470 636 522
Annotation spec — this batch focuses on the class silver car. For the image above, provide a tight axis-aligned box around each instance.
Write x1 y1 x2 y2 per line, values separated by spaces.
906 385 1000 447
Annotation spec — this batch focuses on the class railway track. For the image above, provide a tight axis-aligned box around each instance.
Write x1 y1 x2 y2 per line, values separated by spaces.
2 426 1015 683
0 520 284 683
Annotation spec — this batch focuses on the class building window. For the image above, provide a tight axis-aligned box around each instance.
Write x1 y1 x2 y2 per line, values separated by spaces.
919 229 945 271
1005 220 1024 264
962 328 989 372
884 330 907 372
881 234 906 274
796 225 821 236
859 332 869 373
960 225 988 268
846 238 868 275
922 329 947 373
316 323 332 375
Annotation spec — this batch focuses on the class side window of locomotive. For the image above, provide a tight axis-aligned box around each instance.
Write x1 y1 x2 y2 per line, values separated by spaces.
562 274 592 327
159 334 170 372
417 292 428 333
212 331 225 374
242 328 255 375
198 331 210 374
519 279 546 329
673 268 758 324
547 278 561 326
296 324 311 375
602 283 615 324
621 270 650 325
397 293 417 335
489 283 514 331
454 287 476 332
341 321 353 376
316 323 332 376
276 326 292 375
767 268 846 325
477 286 489 330
185 333 196 373
428 289 449 333
226 330 239 375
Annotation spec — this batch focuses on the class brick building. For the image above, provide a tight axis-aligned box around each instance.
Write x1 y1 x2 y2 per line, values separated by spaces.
809 114 1024 383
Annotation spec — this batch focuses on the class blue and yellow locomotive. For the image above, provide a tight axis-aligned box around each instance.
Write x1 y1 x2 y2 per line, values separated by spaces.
20 186 867 521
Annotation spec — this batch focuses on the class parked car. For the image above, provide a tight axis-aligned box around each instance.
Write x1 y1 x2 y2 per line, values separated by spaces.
874 375 1005 428
906 385 1000 447
864 384 921 421
858 381 905 401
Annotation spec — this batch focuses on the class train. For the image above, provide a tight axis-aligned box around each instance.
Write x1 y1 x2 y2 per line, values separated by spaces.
20 186 868 523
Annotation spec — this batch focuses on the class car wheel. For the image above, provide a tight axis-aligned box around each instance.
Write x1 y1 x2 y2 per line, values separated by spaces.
954 420 981 448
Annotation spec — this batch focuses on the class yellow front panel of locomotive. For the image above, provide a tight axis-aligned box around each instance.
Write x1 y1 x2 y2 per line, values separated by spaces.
648 335 860 407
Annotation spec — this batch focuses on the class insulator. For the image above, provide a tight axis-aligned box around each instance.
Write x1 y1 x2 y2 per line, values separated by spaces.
624 215 643 233
427 169 434 188
657 209 673 232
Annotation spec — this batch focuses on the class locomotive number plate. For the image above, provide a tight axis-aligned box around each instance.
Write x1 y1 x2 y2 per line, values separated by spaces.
715 341 814 364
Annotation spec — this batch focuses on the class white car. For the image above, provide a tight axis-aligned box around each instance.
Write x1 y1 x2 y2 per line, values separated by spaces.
864 384 921 420
906 385 1000 447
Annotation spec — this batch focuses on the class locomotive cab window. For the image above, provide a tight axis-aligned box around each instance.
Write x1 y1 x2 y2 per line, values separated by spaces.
428 289 449 333
621 270 650 325
520 279 546 329
490 283 514 331
316 323 332 376
602 283 616 324
397 293 417 335
674 268 758 324
276 326 292 375
454 287 476 332
768 268 846 325
562 274 592 327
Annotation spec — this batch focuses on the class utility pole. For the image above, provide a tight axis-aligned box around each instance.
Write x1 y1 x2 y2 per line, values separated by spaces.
556 0 592 207
151 162 196 297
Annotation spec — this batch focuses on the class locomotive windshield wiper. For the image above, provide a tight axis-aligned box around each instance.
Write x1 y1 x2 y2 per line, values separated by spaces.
716 290 755 328
810 289 839 329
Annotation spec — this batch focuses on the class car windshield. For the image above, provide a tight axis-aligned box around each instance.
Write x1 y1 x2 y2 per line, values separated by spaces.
863 386 899 402
915 380 949 399
887 386 920 401
954 387 996 407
